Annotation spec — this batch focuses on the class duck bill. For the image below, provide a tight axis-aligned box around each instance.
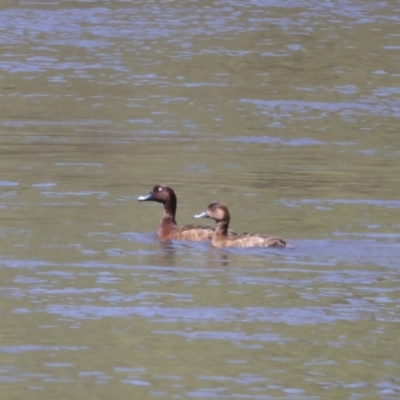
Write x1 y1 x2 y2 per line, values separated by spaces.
193 211 209 219
138 192 155 202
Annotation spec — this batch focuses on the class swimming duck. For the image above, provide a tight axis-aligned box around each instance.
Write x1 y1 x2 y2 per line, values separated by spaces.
138 184 217 241
194 202 289 248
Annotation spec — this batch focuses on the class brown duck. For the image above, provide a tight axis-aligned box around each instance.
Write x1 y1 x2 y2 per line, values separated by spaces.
138 184 218 241
194 202 289 248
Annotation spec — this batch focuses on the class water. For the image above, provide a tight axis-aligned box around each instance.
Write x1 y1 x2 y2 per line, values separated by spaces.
1 0 400 398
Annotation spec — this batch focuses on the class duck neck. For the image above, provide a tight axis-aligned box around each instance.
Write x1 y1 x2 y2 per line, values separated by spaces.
161 194 177 226
214 218 229 237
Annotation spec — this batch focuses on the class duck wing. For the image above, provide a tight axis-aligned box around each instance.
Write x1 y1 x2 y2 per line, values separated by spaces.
170 224 215 241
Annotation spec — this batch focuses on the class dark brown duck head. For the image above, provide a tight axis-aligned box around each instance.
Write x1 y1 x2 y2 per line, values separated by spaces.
138 184 177 223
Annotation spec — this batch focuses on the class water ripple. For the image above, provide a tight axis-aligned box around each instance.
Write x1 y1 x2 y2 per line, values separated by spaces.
42 304 391 324
240 99 400 118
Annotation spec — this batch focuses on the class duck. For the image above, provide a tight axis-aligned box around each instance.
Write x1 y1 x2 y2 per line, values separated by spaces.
194 202 289 248
138 184 218 241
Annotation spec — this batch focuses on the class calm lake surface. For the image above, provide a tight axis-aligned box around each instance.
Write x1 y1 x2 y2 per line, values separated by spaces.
1 1 400 399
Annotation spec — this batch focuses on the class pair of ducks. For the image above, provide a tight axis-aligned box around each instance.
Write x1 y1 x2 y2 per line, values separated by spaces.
138 184 290 248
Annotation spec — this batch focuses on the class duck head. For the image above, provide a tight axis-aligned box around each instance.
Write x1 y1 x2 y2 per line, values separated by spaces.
138 184 176 205
194 202 230 223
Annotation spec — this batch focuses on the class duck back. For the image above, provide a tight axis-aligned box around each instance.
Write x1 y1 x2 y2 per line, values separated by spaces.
212 232 287 248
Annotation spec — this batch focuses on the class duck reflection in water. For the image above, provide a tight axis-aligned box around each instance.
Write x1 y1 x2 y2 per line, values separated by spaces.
159 241 231 267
